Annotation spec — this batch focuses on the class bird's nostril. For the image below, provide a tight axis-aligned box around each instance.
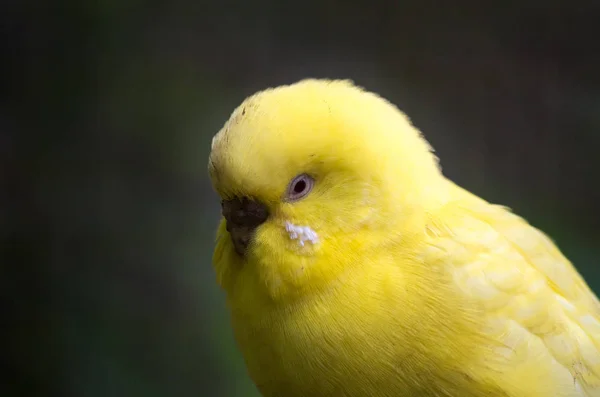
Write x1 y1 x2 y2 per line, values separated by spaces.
234 209 246 223
221 197 269 255
222 197 269 227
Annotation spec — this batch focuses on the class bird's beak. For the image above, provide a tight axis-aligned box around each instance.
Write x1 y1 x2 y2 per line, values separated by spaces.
221 197 269 256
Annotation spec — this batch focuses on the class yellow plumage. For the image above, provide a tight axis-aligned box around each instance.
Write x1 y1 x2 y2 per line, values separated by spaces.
208 79 600 396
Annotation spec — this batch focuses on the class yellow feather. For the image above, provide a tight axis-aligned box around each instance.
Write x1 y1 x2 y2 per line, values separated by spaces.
208 79 599 396
426 183 600 396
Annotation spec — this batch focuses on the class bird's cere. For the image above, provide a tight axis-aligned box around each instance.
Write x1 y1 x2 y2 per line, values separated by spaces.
285 221 319 247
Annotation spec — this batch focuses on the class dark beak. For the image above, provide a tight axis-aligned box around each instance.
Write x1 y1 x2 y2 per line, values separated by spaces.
221 197 269 256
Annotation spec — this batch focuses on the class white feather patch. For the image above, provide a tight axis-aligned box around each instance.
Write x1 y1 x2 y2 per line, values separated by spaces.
285 221 319 247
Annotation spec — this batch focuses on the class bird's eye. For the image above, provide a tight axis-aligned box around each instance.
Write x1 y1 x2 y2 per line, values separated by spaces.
285 174 314 201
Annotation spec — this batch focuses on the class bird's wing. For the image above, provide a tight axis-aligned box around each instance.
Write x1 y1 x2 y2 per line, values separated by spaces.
427 186 600 396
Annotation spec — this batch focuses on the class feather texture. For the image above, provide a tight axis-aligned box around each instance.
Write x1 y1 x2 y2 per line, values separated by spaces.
425 183 600 396
208 79 599 396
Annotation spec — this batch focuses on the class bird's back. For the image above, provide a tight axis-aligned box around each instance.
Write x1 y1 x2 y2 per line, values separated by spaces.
426 181 600 396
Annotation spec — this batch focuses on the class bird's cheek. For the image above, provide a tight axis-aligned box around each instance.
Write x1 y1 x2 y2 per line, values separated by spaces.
283 220 320 250
251 218 320 258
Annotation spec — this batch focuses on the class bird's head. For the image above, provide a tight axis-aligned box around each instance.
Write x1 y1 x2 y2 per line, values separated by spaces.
208 79 447 303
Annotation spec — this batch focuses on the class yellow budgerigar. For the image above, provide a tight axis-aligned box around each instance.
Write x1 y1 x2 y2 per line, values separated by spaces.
208 79 600 396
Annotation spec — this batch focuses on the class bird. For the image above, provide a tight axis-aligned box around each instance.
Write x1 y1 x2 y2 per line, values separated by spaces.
207 79 600 396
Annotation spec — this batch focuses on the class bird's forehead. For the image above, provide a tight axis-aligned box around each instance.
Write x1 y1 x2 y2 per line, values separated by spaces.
209 81 392 197
209 127 303 201
224 102 335 161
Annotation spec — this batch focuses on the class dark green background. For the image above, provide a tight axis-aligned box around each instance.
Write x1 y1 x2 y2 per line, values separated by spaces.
3 1 599 396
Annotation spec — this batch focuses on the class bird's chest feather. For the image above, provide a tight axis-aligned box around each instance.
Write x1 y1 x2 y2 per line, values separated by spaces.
232 296 420 396
229 276 507 397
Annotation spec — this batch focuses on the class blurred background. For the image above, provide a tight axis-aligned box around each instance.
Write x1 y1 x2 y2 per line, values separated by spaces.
2 1 600 396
